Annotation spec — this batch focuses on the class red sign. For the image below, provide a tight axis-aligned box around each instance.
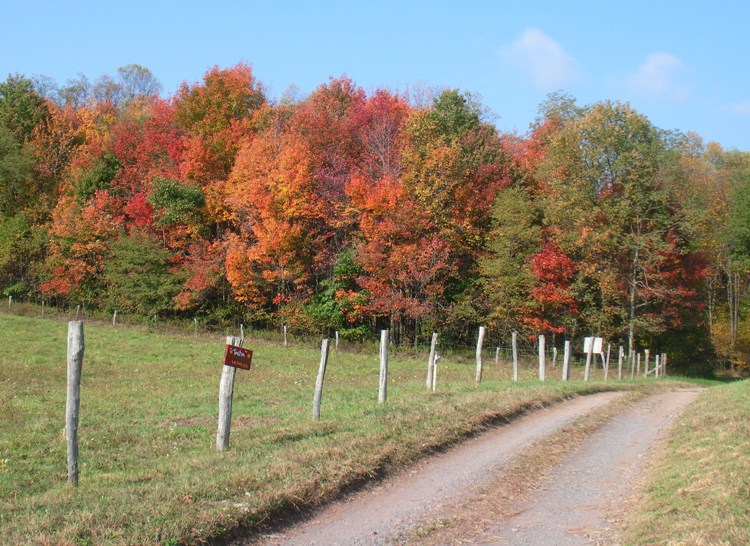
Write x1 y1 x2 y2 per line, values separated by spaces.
223 344 253 370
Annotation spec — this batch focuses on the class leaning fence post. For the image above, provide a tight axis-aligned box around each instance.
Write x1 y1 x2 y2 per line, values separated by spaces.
426 332 438 389
604 344 611 381
66 320 85 486
562 340 571 381
313 339 330 420
512 331 518 382
217 336 239 451
584 337 593 381
475 326 486 385
538 334 546 381
379 330 389 403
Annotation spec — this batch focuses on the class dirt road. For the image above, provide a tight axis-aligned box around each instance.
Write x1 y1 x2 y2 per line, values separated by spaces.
248 389 702 546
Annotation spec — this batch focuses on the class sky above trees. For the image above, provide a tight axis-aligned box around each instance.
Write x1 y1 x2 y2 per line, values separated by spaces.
3 1 750 150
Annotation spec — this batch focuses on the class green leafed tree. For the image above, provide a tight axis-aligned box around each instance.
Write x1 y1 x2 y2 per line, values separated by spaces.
480 186 542 338
104 230 184 316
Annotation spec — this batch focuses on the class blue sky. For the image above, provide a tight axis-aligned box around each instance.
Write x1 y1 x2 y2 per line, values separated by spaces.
4 1 750 150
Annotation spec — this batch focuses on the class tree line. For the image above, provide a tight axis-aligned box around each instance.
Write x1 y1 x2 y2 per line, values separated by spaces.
1 63 748 374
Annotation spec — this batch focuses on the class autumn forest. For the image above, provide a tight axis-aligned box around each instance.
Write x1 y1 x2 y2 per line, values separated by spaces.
1 63 749 375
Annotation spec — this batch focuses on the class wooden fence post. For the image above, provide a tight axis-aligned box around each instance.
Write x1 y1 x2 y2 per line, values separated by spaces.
75 304 81 320
313 339 330 420
7 295 11 307
475 326 486 385
283 325 288 347
662 353 668 377
636 353 641 377
379 330 389 403
643 349 650 378
604 344 611 381
335 330 339 352
495 346 500 366
426 332 438 389
66 321 85 486
538 334 546 381
512 331 518 382
562 340 571 381
618 346 624 380
112 310 117 326
41 300 45 316
584 338 594 381
216 335 240 451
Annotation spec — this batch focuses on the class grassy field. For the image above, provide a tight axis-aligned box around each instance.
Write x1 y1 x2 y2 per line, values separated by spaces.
623 378 750 545
0 310 698 545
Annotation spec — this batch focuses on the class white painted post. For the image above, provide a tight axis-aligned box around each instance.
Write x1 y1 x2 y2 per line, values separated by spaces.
604 344 611 381
283 325 288 347
618 346 624 380
426 332 438 389
475 326 486 385
512 331 518 382
562 340 571 381
335 330 340 352
538 335 546 381
495 346 500 366
7 295 11 307
644 349 650 378
313 339 330 420
379 330 389 403
584 338 594 381
66 321 85 486
217 336 239 451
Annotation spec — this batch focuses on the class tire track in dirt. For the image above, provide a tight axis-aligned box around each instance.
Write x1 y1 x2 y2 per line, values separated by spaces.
249 391 632 545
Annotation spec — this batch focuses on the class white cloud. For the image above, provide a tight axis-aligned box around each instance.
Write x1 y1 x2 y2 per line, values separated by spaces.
627 52 686 98
500 28 580 90
728 101 750 115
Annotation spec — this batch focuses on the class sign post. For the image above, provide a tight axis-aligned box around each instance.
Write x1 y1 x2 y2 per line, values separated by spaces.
217 337 252 451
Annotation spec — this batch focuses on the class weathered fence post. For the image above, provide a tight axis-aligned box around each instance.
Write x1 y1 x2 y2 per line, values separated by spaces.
66 321 85 486
618 346 624 380
217 335 240 451
379 330 389 403
654 354 660 379
240 323 245 342
512 331 518 382
41 300 45 316
584 337 594 381
335 330 340 352
426 332 438 389
604 344 611 381
475 326 486 385
313 339 330 420
495 346 500 366
662 353 668 377
636 353 641 377
283 325 288 347
644 349 650 378
75 304 81 320
538 334 546 381
562 340 571 381
552 346 558 369
112 310 117 326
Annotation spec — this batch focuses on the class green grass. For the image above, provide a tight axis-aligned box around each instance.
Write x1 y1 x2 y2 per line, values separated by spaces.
623 379 750 545
0 311 699 545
